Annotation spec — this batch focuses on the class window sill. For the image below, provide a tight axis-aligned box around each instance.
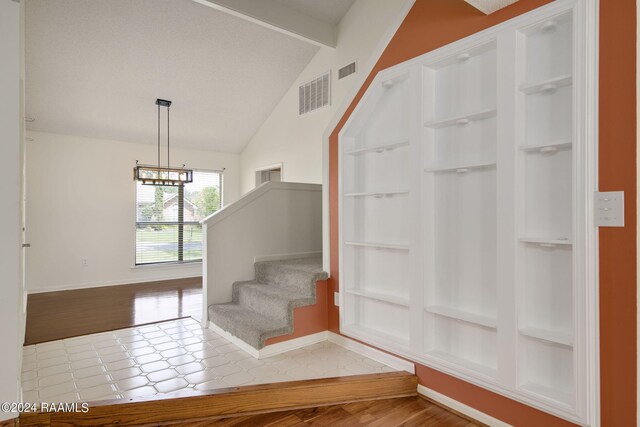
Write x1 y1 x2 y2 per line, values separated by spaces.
131 261 202 271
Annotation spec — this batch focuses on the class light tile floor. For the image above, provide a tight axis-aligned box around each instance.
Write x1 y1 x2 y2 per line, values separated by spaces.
22 318 396 403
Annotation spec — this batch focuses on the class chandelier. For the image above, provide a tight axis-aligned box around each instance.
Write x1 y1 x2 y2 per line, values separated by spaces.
134 99 193 186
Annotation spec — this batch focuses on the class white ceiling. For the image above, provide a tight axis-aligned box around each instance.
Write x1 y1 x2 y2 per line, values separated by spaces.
25 0 351 153
274 0 355 26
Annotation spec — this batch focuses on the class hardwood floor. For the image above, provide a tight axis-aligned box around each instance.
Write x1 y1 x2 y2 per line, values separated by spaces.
186 397 480 427
0 418 17 427
24 277 202 345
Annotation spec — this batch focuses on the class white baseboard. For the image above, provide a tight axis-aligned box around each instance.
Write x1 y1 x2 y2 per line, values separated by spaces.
207 321 328 359
258 331 328 358
253 251 322 263
207 323 415 373
418 384 512 427
327 331 415 374
208 321 261 357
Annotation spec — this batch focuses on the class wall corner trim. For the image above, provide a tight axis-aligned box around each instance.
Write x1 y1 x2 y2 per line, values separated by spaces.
417 384 512 427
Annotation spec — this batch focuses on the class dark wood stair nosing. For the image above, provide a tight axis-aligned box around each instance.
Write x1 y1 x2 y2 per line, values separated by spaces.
20 372 417 426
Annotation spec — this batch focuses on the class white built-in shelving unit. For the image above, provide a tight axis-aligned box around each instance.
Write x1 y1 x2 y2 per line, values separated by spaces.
338 1 598 425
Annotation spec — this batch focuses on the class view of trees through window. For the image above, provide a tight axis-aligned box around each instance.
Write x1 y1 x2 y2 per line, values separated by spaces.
135 170 222 264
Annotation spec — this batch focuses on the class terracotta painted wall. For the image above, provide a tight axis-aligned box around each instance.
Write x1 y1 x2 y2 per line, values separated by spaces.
265 280 328 346
327 0 637 426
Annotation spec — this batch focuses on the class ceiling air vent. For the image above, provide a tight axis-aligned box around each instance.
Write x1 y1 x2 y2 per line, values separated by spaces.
338 62 357 80
299 72 330 116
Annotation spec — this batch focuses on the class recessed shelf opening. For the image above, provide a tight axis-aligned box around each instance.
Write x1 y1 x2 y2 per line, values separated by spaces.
425 313 498 378
519 337 574 406
345 293 410 346
340 2 590 421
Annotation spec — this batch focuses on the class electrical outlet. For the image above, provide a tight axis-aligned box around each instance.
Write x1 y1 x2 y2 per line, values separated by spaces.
334 292 340 307
82 258 88 267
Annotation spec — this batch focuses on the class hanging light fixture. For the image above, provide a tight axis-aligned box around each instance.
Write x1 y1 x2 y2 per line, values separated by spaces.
134 99 193 186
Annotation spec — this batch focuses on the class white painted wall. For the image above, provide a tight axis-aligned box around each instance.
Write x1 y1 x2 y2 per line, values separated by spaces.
26 131 241 293
0 0 23 420
203 182 322 311
239 0 409 193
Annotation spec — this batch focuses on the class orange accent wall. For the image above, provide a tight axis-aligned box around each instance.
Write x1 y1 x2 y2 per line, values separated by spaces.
264 280 328 346
327 0 637 425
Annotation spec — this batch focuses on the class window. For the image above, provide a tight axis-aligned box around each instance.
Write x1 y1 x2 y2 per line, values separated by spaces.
135 170 222 265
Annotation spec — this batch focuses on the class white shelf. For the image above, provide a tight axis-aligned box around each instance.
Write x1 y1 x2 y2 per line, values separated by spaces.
424 108 497 129
344 140 410 155
519 74 573 95
424 161 496 173
520 382 573 407
519 140 572 153
519 327 573 347
425 305 497 329
427 350 497 378
345 289 410 307
344 241 410 251
343 191 409 198
519 237 573 246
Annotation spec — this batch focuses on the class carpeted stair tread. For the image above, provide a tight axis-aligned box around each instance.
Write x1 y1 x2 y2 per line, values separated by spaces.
254 256 328 294
208 256 328 350
232 280 315 322
208 303 291 349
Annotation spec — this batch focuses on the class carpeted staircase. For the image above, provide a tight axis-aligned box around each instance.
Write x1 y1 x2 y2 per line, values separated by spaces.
208 256 328 350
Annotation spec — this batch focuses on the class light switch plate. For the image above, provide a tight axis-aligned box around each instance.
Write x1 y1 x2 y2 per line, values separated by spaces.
595 191 624 227
334 292 340 307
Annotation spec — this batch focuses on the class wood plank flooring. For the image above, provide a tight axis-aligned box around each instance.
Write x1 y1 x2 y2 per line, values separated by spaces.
0 418 17 427
24 277 201 345
164 396 480 427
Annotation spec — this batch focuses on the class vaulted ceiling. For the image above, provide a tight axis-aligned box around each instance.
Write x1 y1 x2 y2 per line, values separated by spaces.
25 0 354 152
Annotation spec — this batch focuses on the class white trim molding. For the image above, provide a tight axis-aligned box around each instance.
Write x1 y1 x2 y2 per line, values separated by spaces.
201 181 321 226
254 251 322 263
327 332 415 374
418 385 512 427
207 322 415 372
208 322 328 359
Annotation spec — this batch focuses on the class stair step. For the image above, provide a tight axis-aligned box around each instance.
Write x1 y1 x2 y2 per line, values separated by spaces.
254 257 328 294
209 256 328 351
233 281 315 322
19 372 417 426
208 303 291 349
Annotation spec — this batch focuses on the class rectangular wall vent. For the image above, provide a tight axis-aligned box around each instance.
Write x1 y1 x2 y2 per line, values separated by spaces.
299 72 330 116
338 62 357 79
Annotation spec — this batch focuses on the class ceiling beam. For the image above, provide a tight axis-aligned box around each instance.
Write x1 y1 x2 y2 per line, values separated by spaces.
191 0 337 48
464 0 519 15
